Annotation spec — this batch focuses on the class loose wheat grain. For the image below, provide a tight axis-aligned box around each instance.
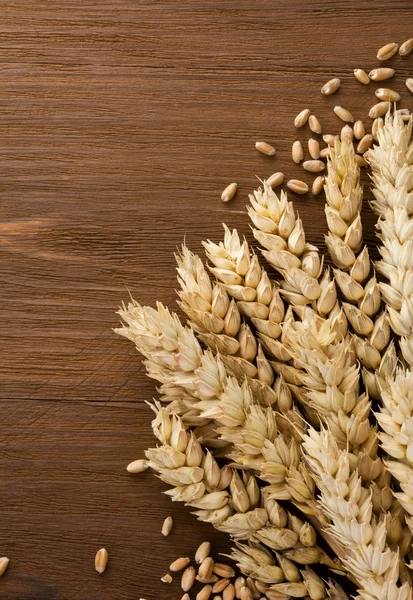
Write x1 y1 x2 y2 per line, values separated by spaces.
161 516 173 536
308 115 321 133
354 69 370 84
221 182 238 203
303 159 325 172
287 179 309 194
400 38 413 56
369 67 395 81
321 78 341 95
375 88 400 102
95 548 108 574
334 106 354 122
255 141 275 156
292 141 304 163
377 42 398 60
294 108 311 127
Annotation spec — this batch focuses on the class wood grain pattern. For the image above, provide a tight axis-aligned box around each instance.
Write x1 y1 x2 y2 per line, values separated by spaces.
0 2 412 598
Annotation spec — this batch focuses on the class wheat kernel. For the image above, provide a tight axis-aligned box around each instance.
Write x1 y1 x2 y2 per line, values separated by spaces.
199 557 215 580
161 516 173 536
195 541 211 564
377 42 398 61
213 579 231 593
235 577 246 598
319 147 331 158
223 584 235 600
292 140 303 163
182 566 196 592
357 134 374 154
302 160 325 173
181 595 190 600
353 69 370 84
266 172 284 188
308 115 321 133
369 101 390 119
355 154 367 167
375 88 400 102
294 108 311 127
126 459 148 473
95 548 108 574
372 117 384 140
308 138 320 159
240 587 253 600
287 179 309 194
197 584 213 600
0 558 9 577
213 564 235 578
170 557 191 572
255 141 275 156
321 78 341 95
322 134 335 146
369 67 395 81
161 573 173 583
334 106 354 122
400 38 413 56
354 120 366 139
197 574 219 584
406 78 413 94
312 176 325 196
221 182 237 203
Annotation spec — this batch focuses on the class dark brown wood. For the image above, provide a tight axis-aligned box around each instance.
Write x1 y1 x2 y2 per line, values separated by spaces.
0 1 412 598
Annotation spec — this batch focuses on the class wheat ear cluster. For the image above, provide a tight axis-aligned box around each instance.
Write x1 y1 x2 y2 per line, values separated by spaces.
117 95 413 600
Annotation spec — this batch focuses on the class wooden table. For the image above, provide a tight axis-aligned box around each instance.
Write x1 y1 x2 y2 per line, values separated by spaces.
1 2 412 598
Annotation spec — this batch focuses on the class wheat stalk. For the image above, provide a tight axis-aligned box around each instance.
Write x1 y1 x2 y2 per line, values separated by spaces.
303 427 413 600
366 111 413 367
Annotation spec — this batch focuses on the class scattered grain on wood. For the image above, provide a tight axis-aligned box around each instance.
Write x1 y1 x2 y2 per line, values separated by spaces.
399 38 413 56
334 105 354 122
221 182 238 203
126 459 148 473
377 42 398 60
308 138 320 159
292 140 304 163
182 567 196 592
266 172 284 188
302 160 325 173
161 573 173 583
340 124 353 142
321 77 341 95
406 78 413 94
308 114 321 133
161 516 173 537
354 120 366 139
255 141 276 156
312 175 325 196
357 134 373 154
294 108 311 127
287 179 309 194
170 557 191 572
95 548 108 575
375 88 400 102
369 101 390 119
369 67 395 81
0 558 9 577
353 69 370 84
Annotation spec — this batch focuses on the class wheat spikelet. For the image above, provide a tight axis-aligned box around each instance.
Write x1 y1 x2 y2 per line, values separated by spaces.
324 138 392 400
303 428 413 600
366 111 413 367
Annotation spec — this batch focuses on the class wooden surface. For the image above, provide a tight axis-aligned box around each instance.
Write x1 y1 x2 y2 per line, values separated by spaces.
1 2 412 598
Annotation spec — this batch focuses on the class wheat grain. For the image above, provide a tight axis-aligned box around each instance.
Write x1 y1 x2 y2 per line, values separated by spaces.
196 541 212 564
302 160 325 172
0 558 9 577
369 101 390 119
340 125 353 142
400 38 413 55
319 146 331 158
377 42 398 60
353 69 370 84
406 78 413 94
308 115 321 134
292 141 303 163
312 176 324 196
286 179 309 194
222 183 238 203
162 516 174 536
161 573 173 583
95 548 108 574
308 139 320 159
369 67 395 81
375 88 400 102
256 142 276 156
333 106 354 123
267 172 284 188
126 458 148 473
213 579 231 593
356 133 373 154
170 557 191 571
321 78 341 95
353 120 365 139
294 109 311 128
323 134 335 146
223 583 235 600
182 566 196 591
197 585 213 600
